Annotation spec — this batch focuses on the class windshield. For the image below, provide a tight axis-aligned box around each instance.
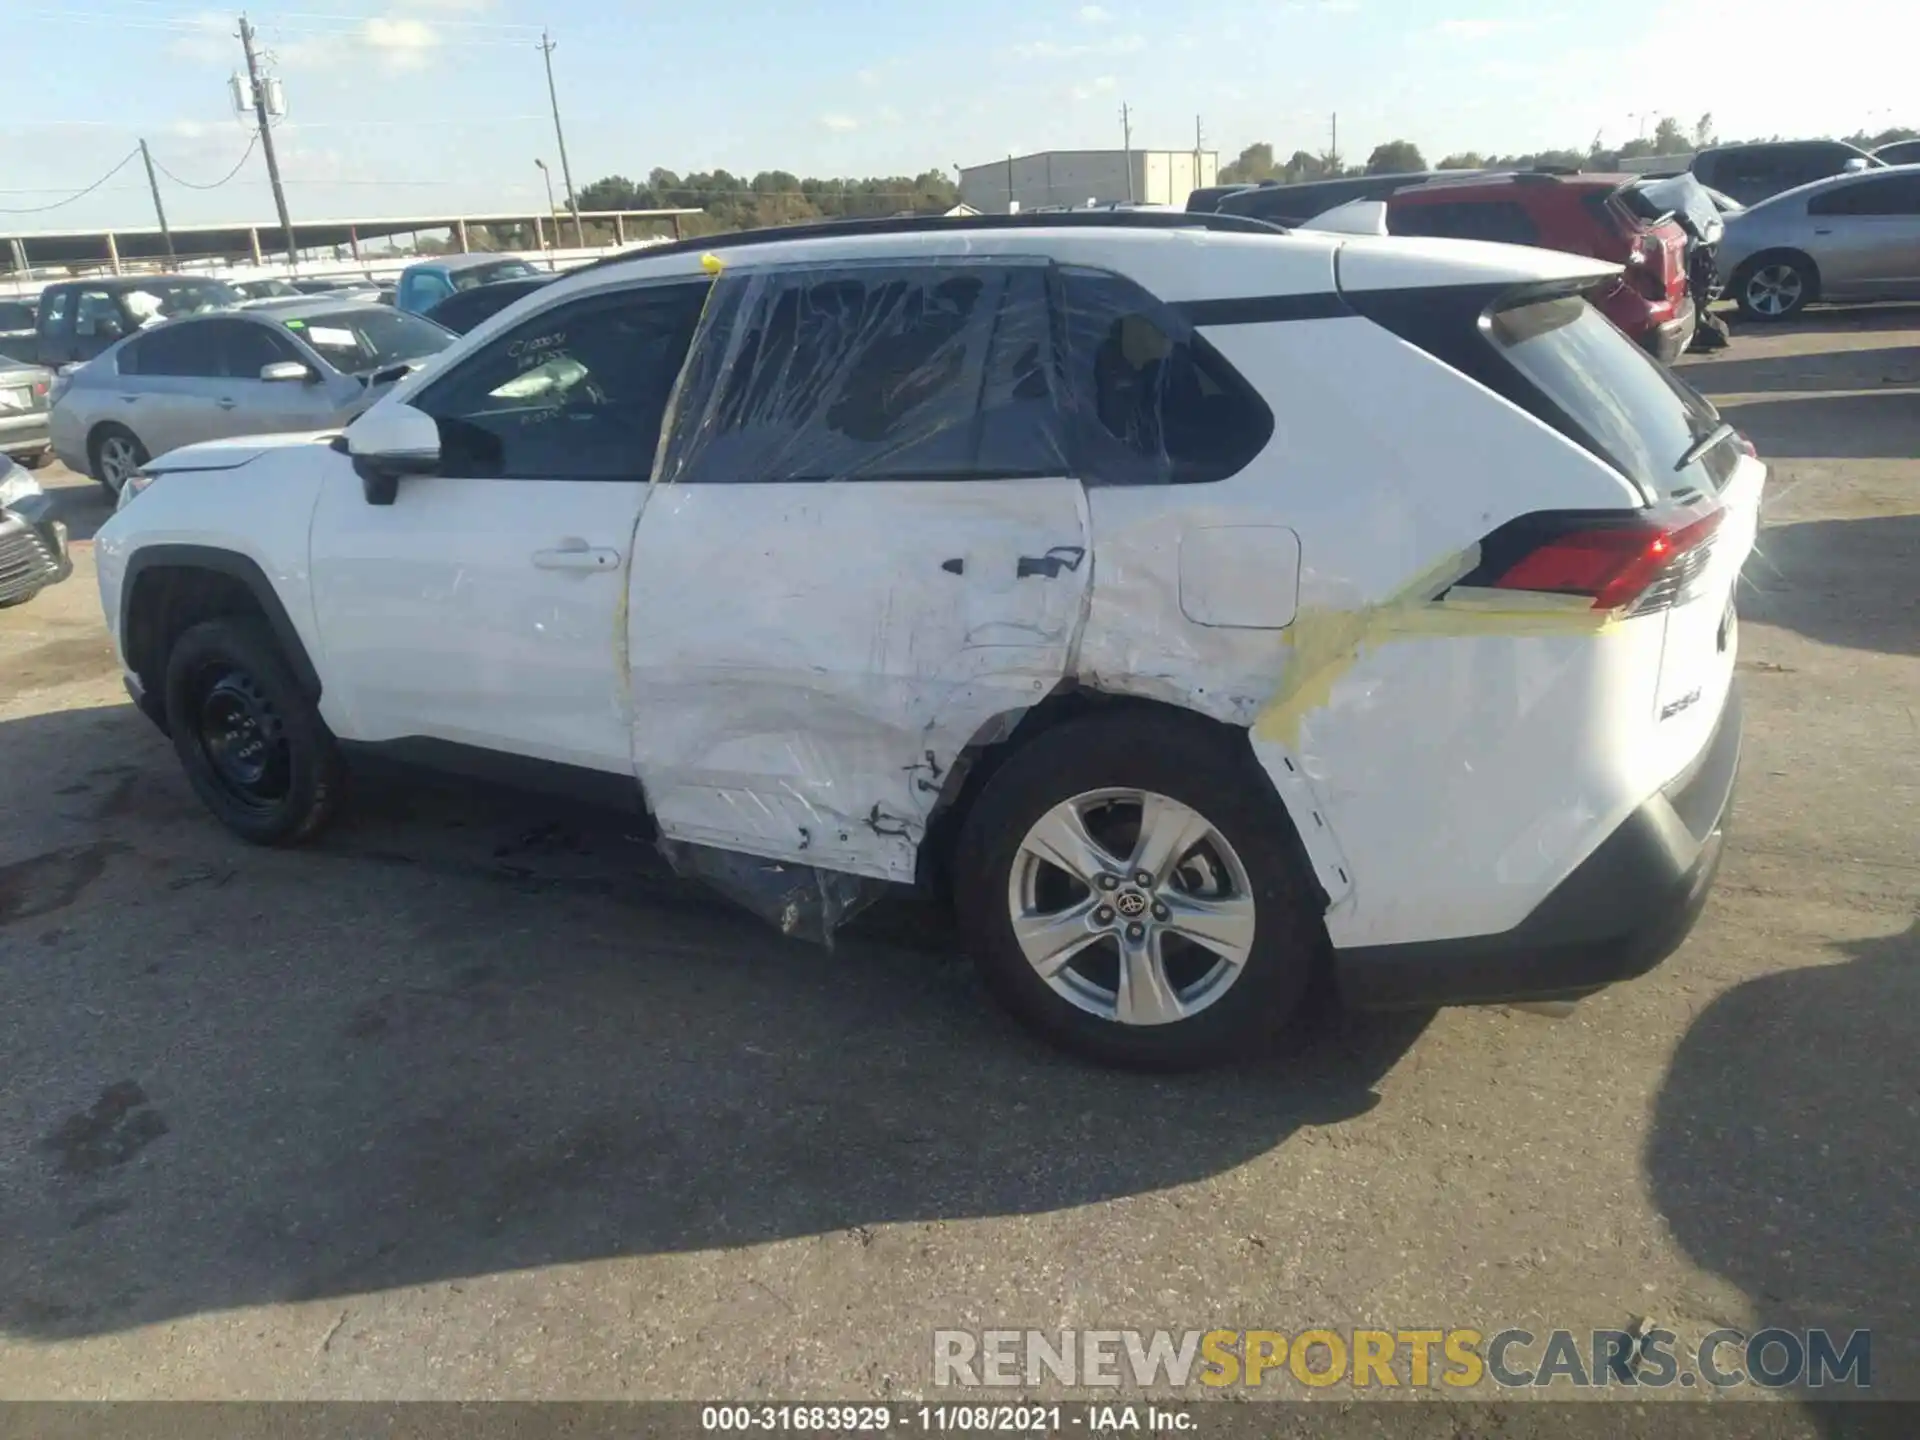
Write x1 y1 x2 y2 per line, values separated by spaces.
123 279 242 323
452 259 541 292
239 279 301 298
1487 295 1736 497
284 308 453 374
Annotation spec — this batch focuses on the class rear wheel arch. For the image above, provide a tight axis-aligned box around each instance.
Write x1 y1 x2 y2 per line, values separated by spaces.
122 547 324 723
917 689 1331 919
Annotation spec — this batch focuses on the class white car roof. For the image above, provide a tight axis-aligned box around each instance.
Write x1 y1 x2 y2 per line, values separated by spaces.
538 219 1614 312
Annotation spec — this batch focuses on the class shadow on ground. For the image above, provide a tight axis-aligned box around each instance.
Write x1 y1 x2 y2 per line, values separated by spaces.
1739 512 1920 659
1682 342 1920 398
1713 390 1920 462
1648 922 1920 1399
0 703 1431 1342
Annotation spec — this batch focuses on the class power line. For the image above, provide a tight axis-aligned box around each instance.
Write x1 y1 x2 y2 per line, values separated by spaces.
0 148 141 214
151 133 261 190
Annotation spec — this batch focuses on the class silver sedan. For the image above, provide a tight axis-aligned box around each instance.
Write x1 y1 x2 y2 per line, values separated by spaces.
50 300 454 494
1717 165 1920 321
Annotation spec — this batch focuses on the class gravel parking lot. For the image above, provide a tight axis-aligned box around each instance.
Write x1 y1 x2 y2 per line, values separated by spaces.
1 309 1914 1407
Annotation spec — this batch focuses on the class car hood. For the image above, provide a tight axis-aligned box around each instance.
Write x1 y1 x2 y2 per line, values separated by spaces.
139 429 341 476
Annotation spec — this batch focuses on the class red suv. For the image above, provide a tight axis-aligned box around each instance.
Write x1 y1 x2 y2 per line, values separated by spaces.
1383 172 1696 363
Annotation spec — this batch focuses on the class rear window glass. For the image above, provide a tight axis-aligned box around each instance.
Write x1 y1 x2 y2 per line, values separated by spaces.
1486 296 1735 494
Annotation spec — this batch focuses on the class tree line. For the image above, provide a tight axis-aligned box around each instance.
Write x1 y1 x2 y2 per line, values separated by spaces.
539 116 1918 245
1219 117 1920 186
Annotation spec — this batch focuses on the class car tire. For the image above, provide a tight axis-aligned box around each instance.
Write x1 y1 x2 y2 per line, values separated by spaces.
162 616 341 846
87 423 148 497
1734 253 1815 322
953 708 1325 1070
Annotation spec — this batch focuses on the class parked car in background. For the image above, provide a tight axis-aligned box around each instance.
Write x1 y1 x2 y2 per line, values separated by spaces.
51 300 454 495
0 355 55 468
34 275 242 369
394 254 545 314
1218 171 1471 226
1382 171 1697 361
1620 172 1731 343
1183 183 1257 213
93 211 1755 1069
0 451 71 607
1871 139 1920 167
233 278 304 301
0 297 39 364
290 277 379 297
1688 141 1881 207
422 274 554 335
1715 166 1920 320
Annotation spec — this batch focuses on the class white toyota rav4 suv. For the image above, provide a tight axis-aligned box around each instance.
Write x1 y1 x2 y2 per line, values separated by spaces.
96 212 1756 1069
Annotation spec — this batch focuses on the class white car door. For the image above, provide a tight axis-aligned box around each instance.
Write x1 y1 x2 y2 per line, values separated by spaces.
308 277 713 773
627 258 1092 883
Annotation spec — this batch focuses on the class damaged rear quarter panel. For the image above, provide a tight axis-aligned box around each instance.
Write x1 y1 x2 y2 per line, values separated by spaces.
1072 309 1647 936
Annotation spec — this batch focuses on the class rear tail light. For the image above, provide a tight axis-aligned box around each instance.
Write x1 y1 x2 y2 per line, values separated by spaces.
1625 233 1683 302
1486 510 1724 615
31 380 48 398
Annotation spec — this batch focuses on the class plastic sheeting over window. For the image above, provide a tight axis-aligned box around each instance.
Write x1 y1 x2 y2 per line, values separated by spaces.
655 257 1273 492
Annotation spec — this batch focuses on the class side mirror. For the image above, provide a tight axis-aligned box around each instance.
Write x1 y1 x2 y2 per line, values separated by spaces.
260 360 316 384
346 401 439 505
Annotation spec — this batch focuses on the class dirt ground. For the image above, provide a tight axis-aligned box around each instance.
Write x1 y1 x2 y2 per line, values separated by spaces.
0 308 1914 1411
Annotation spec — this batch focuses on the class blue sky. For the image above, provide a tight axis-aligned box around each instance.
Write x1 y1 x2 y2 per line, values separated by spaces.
4 0 1911 232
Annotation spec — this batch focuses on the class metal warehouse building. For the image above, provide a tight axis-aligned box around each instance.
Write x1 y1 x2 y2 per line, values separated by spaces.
959 149 1220 213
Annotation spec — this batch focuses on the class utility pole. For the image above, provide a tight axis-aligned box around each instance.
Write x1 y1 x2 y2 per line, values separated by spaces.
238 14 297 266
1193 114 1204 186
1330 111 1339 173
1005 152 1014 213
539 30 585 247
138 140 176 265
1120 102 1134 202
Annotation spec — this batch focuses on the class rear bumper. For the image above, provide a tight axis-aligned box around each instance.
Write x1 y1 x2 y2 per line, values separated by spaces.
1336 678 1741 1010
0 410 51 457
1643 297 1698 365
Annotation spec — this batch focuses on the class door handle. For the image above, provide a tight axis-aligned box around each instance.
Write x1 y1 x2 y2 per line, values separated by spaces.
118 394 139 404
532 544 621 571
1016 545 1086 579
1813 228 1833 236
216 397 238 410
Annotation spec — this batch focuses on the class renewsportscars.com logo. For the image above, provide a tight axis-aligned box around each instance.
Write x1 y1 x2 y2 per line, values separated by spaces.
932 1328 1872 1392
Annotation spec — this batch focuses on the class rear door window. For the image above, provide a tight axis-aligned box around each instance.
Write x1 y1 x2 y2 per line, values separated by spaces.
128 322 226 378
1808 175 1920 216
1056 267 1273 484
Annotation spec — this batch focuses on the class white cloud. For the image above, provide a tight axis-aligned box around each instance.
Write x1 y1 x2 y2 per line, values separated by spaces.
820 113 860 132
1071 75 1118 101
365 16 439 66
1012 32 1145 59
1079 4 1112 20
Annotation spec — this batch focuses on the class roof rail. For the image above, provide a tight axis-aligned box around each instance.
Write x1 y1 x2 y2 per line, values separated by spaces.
573 209 1291 274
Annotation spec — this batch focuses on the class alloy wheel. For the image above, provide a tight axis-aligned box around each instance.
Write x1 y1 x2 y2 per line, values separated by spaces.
1007 788 1257 1027
1746 264 1804 318
98 436 140 492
